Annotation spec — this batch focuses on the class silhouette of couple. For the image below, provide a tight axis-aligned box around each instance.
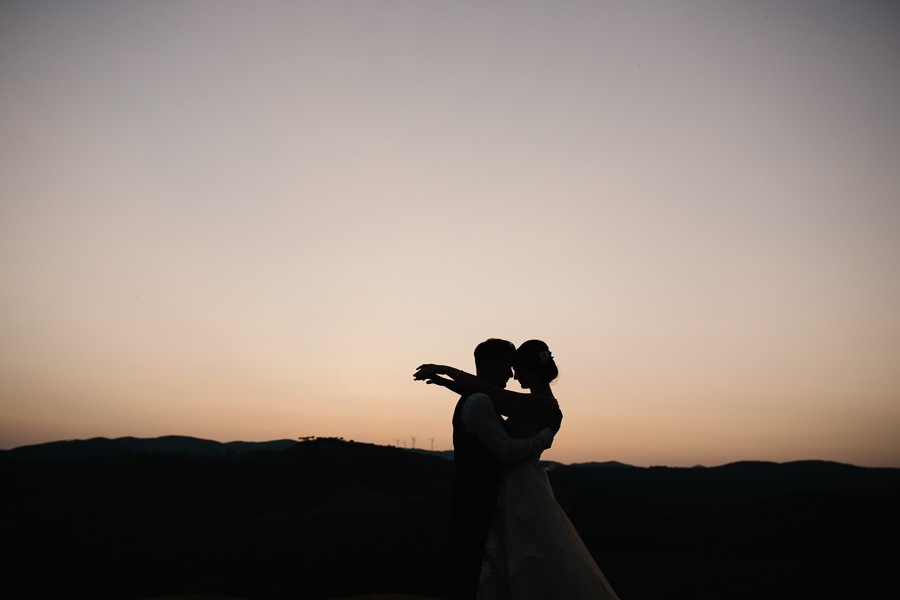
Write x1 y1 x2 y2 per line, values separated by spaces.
415 339 620 600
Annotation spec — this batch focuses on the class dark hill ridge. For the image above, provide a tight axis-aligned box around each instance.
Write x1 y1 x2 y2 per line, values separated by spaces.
551 458 900 509
571 459 636 469
1 437 898 600
1 435 300 461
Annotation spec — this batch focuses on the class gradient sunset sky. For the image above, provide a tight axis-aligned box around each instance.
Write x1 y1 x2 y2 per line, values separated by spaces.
2 1 898 467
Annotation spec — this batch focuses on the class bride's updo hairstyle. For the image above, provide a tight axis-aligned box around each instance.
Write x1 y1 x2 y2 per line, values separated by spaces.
514 340 559 385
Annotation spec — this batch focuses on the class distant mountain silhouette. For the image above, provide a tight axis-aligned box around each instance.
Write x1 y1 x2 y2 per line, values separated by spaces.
571 460 636 468
405 447 454 460
551 458 900 509
1 435 298 461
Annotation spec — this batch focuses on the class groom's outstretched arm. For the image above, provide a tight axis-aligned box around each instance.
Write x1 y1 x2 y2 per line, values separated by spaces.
463 393 554 462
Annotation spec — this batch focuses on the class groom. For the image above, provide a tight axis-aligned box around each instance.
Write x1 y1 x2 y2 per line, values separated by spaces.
448 338 557 600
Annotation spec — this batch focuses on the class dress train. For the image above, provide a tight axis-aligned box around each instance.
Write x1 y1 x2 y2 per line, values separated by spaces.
478 457 621 600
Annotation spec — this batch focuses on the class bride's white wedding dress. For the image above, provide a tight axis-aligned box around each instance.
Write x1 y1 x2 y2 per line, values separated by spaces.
478 419 621 600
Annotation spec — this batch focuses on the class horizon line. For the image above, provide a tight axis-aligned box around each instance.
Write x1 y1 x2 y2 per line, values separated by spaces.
3 433 897 470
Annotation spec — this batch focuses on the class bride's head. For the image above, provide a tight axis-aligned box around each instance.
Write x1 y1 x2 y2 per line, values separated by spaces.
513 340 558 389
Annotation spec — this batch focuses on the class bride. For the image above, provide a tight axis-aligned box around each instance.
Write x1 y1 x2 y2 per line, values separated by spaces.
415 340 621 600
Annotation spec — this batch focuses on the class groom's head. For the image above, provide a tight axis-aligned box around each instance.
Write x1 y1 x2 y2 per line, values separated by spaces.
474 338 515 389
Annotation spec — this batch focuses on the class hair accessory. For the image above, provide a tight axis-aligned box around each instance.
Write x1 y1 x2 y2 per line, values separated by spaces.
539 350 552 363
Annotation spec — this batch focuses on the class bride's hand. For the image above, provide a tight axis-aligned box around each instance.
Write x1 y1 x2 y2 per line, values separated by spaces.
414 364 467 395
413 364 454 381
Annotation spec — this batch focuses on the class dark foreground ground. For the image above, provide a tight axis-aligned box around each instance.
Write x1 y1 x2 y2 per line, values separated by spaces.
2 437 898 600
143 596 437 600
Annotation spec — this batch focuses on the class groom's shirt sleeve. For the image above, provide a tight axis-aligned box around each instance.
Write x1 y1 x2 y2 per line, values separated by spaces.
462 393 554 463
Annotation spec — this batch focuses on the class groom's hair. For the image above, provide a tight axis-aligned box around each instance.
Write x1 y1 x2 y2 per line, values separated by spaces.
473 338 515 370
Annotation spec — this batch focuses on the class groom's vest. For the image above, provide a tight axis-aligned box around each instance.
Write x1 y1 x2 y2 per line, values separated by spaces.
451 394 504 518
